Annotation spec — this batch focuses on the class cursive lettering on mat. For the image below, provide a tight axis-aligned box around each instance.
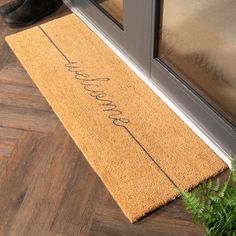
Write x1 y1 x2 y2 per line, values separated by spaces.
65 62 130 127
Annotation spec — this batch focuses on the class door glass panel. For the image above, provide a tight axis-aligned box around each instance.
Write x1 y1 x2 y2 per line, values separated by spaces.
90 0 123 27
157 0 236 126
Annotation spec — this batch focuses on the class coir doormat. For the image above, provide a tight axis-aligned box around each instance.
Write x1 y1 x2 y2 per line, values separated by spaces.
6 14 227 223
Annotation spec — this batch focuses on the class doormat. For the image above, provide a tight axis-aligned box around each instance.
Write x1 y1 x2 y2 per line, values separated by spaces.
6 14 227 223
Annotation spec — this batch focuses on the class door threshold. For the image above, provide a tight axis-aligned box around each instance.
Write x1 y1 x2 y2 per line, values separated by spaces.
63 0 232 168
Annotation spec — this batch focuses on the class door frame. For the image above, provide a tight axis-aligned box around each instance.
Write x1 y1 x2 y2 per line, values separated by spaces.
67 0 153 75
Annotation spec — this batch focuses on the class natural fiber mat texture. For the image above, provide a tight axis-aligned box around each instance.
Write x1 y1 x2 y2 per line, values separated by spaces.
6 14 227 223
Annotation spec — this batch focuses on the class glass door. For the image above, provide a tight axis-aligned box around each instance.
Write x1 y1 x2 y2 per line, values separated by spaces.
151 0 236 156
68 0 153 75
158 0 236 127
90 0 124 28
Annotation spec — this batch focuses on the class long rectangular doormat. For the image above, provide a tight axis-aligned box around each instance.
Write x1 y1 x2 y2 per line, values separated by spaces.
6 14 227 223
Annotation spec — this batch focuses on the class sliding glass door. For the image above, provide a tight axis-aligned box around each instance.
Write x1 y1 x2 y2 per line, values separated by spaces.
152 0 236 155
158 0 236 127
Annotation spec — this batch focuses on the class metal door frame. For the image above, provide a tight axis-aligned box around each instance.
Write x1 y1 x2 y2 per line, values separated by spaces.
68 0 153 75
150 0 236 157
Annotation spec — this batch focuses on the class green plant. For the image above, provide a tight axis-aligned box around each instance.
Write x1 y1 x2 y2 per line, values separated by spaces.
179 157 236 236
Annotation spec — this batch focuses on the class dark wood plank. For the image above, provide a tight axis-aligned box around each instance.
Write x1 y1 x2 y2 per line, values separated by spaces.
0 126 21 158
0 67 34 88
7 124 81 236
0 103 58 133
89 215 205 236
50 152 103 236
0 82 52 111
0 130 49 236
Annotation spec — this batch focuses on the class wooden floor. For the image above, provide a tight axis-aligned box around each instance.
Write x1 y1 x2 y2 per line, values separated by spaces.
0 2 229 236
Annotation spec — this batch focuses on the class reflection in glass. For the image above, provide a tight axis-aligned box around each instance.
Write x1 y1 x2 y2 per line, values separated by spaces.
158 0 236 126
91 0 123 26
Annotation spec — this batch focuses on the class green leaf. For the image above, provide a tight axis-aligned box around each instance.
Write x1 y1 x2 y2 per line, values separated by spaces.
179 154 236 236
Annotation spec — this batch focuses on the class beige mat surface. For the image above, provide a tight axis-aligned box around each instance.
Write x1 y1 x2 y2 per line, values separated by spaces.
6 14 227 223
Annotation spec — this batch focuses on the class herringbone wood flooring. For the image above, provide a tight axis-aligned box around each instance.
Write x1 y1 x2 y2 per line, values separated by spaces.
0 2 229 235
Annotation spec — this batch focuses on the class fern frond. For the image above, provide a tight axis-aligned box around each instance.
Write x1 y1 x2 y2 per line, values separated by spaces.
179 154 236 235
218 181 229 198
